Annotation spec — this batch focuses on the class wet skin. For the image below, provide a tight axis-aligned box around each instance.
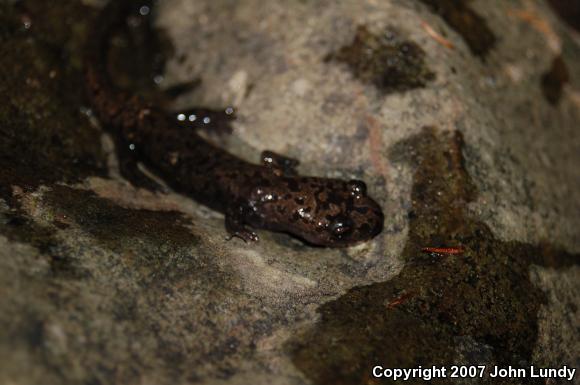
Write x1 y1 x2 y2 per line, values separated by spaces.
84 1 384 246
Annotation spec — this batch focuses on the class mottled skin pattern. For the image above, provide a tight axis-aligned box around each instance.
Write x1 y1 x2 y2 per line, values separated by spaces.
84 0 384 246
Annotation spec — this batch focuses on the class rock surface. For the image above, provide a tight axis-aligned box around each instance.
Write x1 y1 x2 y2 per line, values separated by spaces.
0 0 579 384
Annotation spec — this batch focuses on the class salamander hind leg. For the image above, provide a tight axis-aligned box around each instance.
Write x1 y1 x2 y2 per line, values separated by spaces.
261 150 299 176
113 136 166 192
225 205 259 243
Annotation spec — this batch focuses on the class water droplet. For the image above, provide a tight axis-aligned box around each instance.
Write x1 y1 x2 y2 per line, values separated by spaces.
129 143 136 151
188 114 197 122
21 15 32 30
225 107 234 115
139 5 150 16
80 107 93 117
203 117 211 124
177 114 186 121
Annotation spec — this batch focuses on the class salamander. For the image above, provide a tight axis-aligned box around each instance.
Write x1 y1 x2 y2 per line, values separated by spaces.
84 0 384 246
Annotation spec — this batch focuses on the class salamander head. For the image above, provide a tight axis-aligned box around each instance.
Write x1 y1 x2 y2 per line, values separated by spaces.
256 177 384 247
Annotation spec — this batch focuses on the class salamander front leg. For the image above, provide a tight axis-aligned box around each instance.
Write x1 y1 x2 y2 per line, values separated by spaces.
225 206 259 243
261 150 299 176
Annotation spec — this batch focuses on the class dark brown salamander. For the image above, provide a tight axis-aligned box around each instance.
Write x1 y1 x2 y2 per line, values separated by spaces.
84 0 383 246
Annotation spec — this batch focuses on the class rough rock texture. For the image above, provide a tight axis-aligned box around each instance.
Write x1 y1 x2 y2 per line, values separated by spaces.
0 0 579 385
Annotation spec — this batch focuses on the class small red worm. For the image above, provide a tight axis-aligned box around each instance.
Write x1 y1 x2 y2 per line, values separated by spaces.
386 292 415 309
421 246 464 255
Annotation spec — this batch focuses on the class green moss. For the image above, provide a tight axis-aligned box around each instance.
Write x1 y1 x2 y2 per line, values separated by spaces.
43 186 201 284
327 25 435 94
0 1 106 199
0 206 90 280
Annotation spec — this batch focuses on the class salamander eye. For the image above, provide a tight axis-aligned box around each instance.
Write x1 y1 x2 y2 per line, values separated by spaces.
348 180 367 198
330 217 353 238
